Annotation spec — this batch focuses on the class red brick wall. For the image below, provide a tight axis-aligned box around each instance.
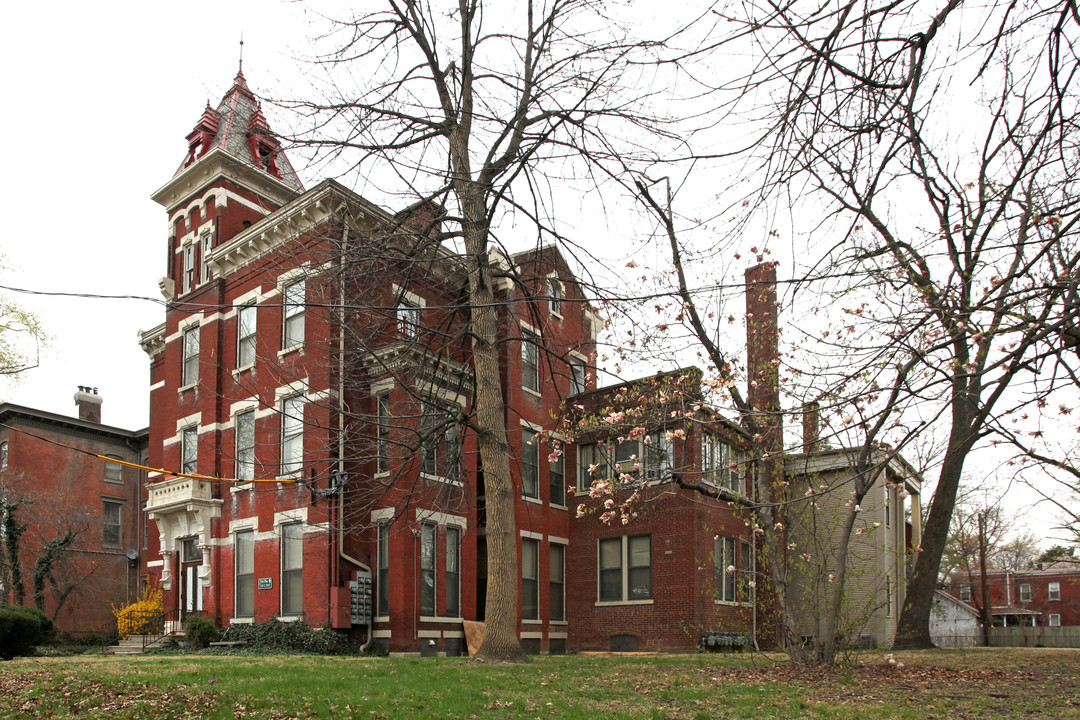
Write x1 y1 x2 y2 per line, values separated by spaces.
0 413 144 634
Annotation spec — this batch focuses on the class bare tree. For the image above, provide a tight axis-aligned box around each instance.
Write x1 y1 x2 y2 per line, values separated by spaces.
630 0 1080 651
284 0 686 662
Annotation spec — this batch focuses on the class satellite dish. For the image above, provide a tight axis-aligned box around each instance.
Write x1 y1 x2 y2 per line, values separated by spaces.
125 549 139 562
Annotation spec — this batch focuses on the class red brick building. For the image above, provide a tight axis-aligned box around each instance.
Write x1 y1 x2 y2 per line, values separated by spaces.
0 390 148 634
138 70 918 654
944 567 1080 627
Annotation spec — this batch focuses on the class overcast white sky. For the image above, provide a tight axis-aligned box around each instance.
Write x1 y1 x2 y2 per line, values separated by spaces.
0 1 1065 546
0 1 332 429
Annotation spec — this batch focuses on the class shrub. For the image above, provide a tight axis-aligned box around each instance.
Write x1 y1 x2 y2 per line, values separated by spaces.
183 615 221 649
112 583 162 639
220 619 353 655
0 605 55 660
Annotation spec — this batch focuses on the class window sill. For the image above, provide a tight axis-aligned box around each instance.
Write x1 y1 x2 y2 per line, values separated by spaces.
550 502 567 510
419 615 464 623
520 386 542 399
522 618 543 625
714 600 749 607
549 620 568 626
420 472 464 488
230 617 254 625
276 473 302 484
232 363 255 379
104 479 125 486
594 599 654 607
523 495 542 505
374 615 390 623
550 310 563 320
230 482 253 493
178 382 197 395
276 615 303 623
278 344 304 360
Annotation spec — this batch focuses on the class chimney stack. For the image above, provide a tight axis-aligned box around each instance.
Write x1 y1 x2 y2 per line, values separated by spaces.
744 263 781 455
74 386 102 423
802 401 820 454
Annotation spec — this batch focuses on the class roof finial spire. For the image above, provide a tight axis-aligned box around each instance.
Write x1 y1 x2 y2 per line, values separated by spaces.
238 33 244 75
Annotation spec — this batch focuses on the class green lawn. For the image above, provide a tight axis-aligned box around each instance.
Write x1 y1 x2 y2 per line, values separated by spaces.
0 648 1077 719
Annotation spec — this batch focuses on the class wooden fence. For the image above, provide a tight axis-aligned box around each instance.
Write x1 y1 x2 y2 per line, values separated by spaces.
989 626 1080 648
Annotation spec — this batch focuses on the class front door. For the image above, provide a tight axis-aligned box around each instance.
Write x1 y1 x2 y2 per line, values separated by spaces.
178 537 203 619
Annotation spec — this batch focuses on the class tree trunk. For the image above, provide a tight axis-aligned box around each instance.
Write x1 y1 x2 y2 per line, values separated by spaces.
893 420 977 649
458 183 527 663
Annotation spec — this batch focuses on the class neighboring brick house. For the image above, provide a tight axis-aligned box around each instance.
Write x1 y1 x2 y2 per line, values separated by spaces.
562 372 765 652
0 390 148 634
943 567 1080 627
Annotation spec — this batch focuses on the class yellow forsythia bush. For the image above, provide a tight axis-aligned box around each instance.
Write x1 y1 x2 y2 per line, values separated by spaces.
112 583 162 638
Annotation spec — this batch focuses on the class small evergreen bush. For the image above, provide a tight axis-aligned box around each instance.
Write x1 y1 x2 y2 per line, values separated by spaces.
220 619 353 655
183 615 221 649
0 605 55 660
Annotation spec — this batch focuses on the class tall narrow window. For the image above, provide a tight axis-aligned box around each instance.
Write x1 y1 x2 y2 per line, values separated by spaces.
1049 613 1062 627
283 280 306 348
235 410 255 481
182 326 199 386
522 429 539 499
627 535 652 600
570 360 586 395
522 538 539 620
237 304 257 368
549 449 565 507
1049 582 1061 601
548 278 563 316
577 443 609 492
281 523 303 615
281 397 305 475
550 543 566 621
377 523 390 616
182 426 198 475
884 485 891 528
421 398 459 481
376 392 390 474
715 536 737 602
740 541 753 602
236 530 254 617
102 500 122 547
1020 583 1032 602
598 537 623 602
644 432 674 480
960 585 972 602
446 526 461 618
396 299 421 337
420 523 436 616
201 233 213 282
521 330 539 392
0 441 7 469
885 576 892 616
184 244 195 291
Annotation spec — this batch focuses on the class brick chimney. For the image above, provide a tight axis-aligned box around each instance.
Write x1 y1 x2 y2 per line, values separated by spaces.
74 386 102 423
802 401 820 453
744 263 781 456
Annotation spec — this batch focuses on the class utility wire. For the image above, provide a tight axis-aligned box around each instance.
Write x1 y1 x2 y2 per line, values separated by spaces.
0 422 298 486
